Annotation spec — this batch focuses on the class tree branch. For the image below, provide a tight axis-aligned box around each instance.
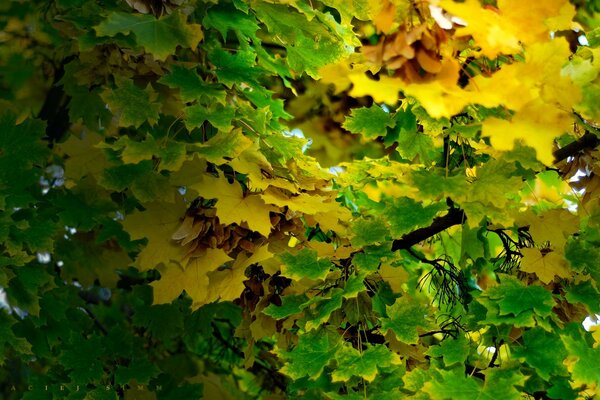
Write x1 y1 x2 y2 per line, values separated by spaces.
391 207 466 252
553 131 600 164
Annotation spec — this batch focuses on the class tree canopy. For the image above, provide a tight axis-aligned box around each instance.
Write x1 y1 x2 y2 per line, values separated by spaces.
1 0 600 398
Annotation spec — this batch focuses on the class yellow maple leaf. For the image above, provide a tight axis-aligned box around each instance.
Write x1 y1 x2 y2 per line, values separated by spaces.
439 0 521 58
191 175 278 237
402 58 472 118
319 60 354 94
121 199 187 270
378 263 408 293
261 187 341 215
151 248 233 308
517 209 579 250
520 248 571 283
499 0 577 45
483 103 566 166
57 132 108 185
201 245 273 306
348 72 404 104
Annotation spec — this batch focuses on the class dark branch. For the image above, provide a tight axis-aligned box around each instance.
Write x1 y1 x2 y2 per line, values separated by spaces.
553 131 600 164
391 207 466 251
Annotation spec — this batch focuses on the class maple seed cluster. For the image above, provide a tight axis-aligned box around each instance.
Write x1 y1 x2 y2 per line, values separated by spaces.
171 203 305 256
363 24 448 82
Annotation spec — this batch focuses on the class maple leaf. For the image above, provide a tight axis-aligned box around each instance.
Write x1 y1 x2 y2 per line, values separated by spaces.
422 368 483 400
518 208 579 250
121 199 187 271
280 248 332 281
440 0 522 58
190 175 277 237
158 65 226 103
332 344 401 382
425 335 471 367
94 11 203 61
342 105 395 139
150 248 233 309
279 328 340 380
201 245 273 305
348 73 404 104
381 296 434 344
520 248 571 284
101 78 161 128
184 103 236 132
263 294 309 319
512 328 568 380
561 324 600 386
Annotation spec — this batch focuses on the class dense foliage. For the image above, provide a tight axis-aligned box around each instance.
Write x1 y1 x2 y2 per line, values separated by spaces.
1 0 600 398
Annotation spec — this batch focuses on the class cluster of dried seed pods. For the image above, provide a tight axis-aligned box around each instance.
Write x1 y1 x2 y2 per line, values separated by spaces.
362 23 448 82
171 202 306 258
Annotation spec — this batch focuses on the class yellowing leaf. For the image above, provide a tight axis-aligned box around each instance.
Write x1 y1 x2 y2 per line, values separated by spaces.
202 245 273 306
499 0 577 44
440 0 521 58
378 264 408 293
58 132 108 184
102 78 161 128
190 129 253 165
95 11 203 61
261 187 341 215
349 73 404 104
191 176 278 237
122 199 187 270
401 59 472 118
520 248 570 284
151 248 233 308
518 209 579 250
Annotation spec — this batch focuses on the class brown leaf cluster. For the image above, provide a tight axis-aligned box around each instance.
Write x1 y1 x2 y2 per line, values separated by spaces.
171 203 305 258
362 24 448 83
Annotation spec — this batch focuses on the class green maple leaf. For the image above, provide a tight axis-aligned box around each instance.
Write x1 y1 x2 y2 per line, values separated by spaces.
110 135 186 172
0 312 31 365
565 281 600 314
392 106 437 163
184 103 235 131
480 368 527 400
203 3 260 43
560 323 600 386
342 105 396 139
114 356 159 385
351 217 389 247
332 344 401 383
94 11 203 60
99 161 173 202
158 65 226 104
424 368 526 400
304 289 344 331
280 249 332 281
425 334 471 367
60 335 105 382
512 328 567 380
319 0 375 23
254 3 355 78
102 79 161 128
352 246 394 272
132 304 184 345
279 328 340 380
0 115 48 206
491 276 555 317
188 129 252 165
263 294 309 319
384 197 446 237
381 296 434 344
423 368 482 400
208 47 263 88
